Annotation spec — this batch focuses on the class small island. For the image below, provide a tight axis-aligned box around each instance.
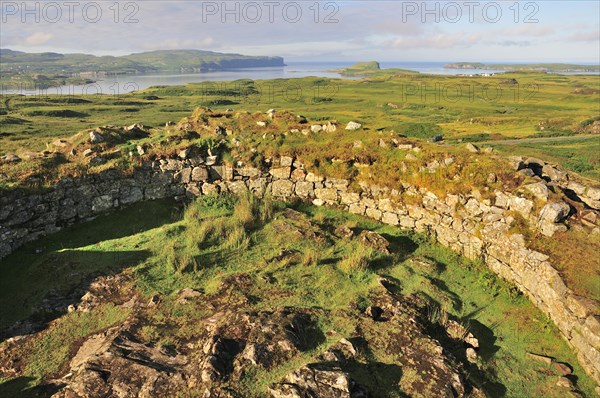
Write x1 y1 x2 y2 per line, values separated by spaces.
333 61 417 77
445 62 600 73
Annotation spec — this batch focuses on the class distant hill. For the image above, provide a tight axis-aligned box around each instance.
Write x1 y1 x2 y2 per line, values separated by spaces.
0 49 285 76
445 62 600 73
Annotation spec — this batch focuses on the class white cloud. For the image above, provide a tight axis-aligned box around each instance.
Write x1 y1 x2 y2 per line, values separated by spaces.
143 37 218 51
0 1 598 62
567 30 600 42
23 32 53 46
387 32 482 50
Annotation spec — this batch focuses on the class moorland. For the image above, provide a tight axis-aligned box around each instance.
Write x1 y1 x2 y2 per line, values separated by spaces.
0 65 599 397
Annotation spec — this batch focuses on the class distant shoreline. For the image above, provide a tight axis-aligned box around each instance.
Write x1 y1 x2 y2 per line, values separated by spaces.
444 62 600 73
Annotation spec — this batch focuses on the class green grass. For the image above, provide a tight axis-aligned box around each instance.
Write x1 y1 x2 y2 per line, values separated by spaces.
0 199 180 328
1 72 598 162
493 138 600 180
0 70 599 396
23 304 130 380
0 196 597 397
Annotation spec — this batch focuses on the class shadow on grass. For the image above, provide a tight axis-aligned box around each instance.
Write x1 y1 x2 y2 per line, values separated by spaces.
427 317 507 397
0 376 59 398
0 248 150 341
369 234 419 272
0 199 179 339
344 361 407 398
338 336 407 397
466 319 501 362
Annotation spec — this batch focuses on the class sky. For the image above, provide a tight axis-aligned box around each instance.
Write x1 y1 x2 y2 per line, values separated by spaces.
1 0 599 62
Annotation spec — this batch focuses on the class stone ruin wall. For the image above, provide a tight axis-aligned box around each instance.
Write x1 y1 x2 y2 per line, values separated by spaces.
0 155 599 386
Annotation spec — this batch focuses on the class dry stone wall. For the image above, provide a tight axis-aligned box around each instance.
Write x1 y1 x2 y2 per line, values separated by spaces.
0 155 599 386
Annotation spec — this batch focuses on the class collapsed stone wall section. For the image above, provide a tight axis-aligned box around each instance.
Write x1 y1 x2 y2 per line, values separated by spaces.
0 155 599 386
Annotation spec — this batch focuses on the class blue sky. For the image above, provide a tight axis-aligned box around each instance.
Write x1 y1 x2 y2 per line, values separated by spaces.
1 1 598 62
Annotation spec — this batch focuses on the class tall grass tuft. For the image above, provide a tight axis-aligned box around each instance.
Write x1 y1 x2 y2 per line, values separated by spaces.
160 193 273 274
338 243 375 273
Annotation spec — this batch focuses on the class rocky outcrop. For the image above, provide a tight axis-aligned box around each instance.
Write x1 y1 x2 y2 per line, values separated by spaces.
15 273 479 397
1 154 599 387
512 155 600 211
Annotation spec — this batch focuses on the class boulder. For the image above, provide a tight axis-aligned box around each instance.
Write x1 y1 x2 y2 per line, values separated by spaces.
382 212 399 226
92 195 113 213
556 376 574 389
210 165 234 181
323 122 337 133
237 166 261 178
527 352 553 365
272 180 294 197
537 202 570 236
202 183 220 195
89 156 106 166
567 181 586 195
508 156 525 171
178 148 192 159
306 173 324 183
509 196 534 218
542 164 568 183
291 168 306 181
88 131 104 144
315 188 338 202
191 167 209 182
358 230 390 254
586 187 600 201
518 168 535 177
525 182 549 201
52 139 68 148
270 167 292 180
334 225 354 239
0 153 21 164
311 124 323 133
206 155 218 166
227 180 248 195
466 347 478 363
270 363 362 398
465 143 479 153
176 287 202 304
366 207 382 220
175 167 192 183
345 121 362 131
160 159 183 172
295 181 314 197
539 202 571 224
340 192 360 205
280 156 294 167
552 362 573 376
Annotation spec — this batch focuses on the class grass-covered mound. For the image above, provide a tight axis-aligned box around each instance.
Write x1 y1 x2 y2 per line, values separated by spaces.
1 73 598 179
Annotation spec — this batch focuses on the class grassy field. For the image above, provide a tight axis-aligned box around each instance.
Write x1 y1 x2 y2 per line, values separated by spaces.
1 72 598 178
0 196 597 397
0 71 598 301
0 70 598 396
